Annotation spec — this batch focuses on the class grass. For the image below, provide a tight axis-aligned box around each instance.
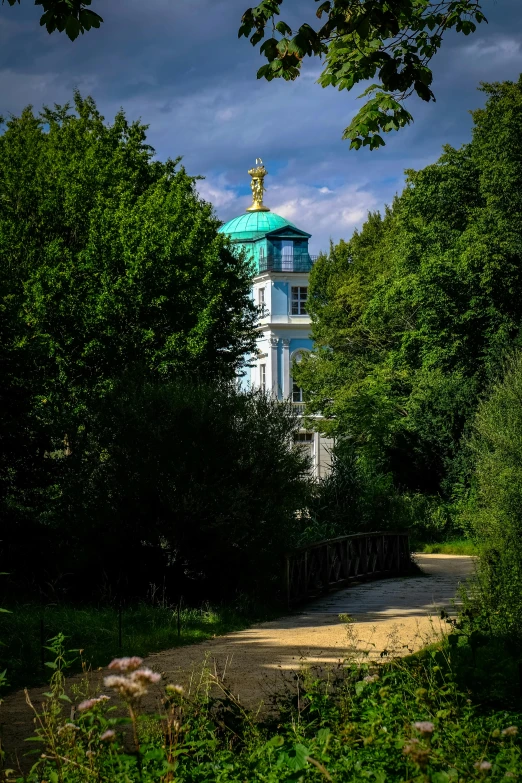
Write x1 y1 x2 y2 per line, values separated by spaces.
0 599 279 693
415 538 478 555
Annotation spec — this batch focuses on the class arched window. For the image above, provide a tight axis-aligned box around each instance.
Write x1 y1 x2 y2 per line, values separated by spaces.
291 350 309 403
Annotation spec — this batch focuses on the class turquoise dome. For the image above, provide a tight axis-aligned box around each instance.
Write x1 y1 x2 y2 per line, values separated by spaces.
218 211 298 241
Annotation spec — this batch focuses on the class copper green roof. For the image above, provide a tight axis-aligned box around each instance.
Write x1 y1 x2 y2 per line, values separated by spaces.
218 211 309 241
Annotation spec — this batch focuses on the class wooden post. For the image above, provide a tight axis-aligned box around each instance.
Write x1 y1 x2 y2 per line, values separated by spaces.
40 615 45 670
324 544 330 593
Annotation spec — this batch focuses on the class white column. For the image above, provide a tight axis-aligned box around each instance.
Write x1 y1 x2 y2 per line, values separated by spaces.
282 338 290 398
314 431 320 478
270 336 279 397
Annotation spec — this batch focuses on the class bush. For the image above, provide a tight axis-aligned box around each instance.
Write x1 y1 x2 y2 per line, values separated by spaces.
305 439 458 544
462 350 522 641
4 380 311 602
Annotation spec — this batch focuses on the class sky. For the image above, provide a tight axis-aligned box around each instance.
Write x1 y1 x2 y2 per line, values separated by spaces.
1 0 522 253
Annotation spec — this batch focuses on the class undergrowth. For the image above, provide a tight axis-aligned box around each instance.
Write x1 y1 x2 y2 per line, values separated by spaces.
2 615 521 783
0 600 278 693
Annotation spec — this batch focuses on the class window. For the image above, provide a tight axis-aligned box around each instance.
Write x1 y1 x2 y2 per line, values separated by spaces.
259 363 266 392
294 432 313 442
258 287 265 306
292 382 303 403
291 286 308 315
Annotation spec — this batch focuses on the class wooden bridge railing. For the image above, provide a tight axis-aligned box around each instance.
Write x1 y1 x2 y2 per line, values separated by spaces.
285 531 410 607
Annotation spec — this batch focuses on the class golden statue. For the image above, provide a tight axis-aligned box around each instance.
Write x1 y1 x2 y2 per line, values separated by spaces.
246 158 270 212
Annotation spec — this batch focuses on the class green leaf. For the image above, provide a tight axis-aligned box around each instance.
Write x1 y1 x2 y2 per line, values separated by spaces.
275 20 291 35
65 15 81 40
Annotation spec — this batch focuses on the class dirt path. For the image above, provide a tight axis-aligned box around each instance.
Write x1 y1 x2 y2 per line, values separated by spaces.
0 554 474 763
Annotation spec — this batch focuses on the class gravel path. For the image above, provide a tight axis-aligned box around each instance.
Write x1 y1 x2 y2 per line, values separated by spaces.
0 554 475 764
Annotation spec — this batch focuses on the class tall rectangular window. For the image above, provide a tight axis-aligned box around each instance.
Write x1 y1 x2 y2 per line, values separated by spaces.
258 287 265 306
259 363 266 392
292 382 303 403
291 286 308 315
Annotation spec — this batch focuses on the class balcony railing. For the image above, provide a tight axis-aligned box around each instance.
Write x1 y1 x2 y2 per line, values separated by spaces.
258 253 318 274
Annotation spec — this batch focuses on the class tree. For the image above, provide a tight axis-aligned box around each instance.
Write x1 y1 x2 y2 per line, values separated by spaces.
5 0 487 148
239 0 487 148
50 380 311 598
0 92 259 585
295 78 522 533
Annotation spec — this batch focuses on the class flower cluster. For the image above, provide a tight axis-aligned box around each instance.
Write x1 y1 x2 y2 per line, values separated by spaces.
165 684 184 696
77 695 110 712
104 659 162 702
108 656 144 673
413 721 435 737
502 726 518 737
363 674 379 684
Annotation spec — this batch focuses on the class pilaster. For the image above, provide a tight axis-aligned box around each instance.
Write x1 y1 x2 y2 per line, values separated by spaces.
270 337 279 397
282 338 290 398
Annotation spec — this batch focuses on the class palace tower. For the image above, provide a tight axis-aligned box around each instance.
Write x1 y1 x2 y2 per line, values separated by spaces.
218 160 332 477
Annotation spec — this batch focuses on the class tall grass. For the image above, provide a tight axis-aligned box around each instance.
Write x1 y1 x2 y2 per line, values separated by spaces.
0 600 276 692
416 539 478 555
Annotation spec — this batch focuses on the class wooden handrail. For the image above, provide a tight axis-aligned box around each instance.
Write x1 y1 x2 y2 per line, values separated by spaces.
285 531 410 607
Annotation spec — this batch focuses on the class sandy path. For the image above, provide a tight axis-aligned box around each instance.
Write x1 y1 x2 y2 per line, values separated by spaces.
0 554 474 763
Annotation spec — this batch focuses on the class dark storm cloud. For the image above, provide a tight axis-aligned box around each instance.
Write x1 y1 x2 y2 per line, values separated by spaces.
1 0 522 252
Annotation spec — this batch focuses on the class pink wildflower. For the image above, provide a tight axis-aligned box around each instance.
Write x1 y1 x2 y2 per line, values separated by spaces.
166 684 184 696
502 726 518 737
131 667 162 685
100 729 116 742
474 761 492 772
104 674 148 701
77 695 110 712
108 657 143 673
413 721 435 736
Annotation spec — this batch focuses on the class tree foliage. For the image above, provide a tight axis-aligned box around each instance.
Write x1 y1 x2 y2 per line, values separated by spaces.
0 94 309 598
295 77 522 533
239 0 487 148
3 0 102 40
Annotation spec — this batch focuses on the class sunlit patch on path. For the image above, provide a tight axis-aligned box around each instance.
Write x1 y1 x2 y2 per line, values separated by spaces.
0 554 475 757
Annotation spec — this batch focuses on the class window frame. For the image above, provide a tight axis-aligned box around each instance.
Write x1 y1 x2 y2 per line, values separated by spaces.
291 286 308 316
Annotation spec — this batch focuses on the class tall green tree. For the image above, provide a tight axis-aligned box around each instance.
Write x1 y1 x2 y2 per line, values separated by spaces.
296 77 522 526
0 93 259 583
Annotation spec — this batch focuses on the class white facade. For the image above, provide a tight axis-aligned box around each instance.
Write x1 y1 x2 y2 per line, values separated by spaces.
246 270 333 479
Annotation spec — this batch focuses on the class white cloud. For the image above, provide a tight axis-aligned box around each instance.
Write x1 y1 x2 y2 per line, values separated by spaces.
198 173 380 254
269 181 378 253
197 176 239 210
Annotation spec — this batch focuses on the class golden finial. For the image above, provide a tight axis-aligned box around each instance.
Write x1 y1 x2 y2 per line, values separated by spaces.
246 158 270 212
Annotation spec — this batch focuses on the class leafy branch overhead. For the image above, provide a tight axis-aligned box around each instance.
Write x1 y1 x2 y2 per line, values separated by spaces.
3 0 103 40
238 0 487 148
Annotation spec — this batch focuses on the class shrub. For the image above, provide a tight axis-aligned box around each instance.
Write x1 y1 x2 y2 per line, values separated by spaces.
462 350 522 641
